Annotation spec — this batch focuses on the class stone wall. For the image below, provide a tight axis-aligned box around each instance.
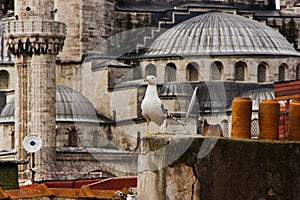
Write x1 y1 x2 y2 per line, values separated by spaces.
55 0 82 62
55 148 137 179
140 56 299 83
138 135 300 199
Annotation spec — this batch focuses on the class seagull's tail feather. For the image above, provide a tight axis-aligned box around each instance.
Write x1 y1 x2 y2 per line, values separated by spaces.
167 112 188 126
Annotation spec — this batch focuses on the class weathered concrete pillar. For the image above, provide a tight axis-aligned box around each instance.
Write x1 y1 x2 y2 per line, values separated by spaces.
138 135 196 200
4 0 66 181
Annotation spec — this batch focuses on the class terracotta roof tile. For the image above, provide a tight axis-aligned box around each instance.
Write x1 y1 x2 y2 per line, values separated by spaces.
0 188 9 199
0 177 137 199
5 183 53 199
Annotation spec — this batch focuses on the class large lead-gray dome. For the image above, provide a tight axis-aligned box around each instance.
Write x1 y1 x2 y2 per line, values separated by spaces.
145 12 299 57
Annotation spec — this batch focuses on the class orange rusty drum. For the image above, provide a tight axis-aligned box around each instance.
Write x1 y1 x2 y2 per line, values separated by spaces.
258 100 279 140
288 99 300 141
231 97 252 139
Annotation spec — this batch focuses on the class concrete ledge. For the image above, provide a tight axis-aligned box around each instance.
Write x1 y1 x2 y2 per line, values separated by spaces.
138 135 300 199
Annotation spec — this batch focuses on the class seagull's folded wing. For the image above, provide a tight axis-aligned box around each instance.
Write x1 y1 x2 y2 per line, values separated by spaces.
149 102 167 125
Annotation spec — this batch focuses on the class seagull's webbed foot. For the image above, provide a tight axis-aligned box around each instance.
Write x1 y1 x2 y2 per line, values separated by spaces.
146 132 152 137
155 126 163 135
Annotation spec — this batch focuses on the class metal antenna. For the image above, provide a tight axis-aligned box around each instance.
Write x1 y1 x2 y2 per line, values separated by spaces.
167 86 198 126
184 86 198 124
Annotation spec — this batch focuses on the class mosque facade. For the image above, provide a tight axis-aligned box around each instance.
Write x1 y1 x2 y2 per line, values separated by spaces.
0 0 299 182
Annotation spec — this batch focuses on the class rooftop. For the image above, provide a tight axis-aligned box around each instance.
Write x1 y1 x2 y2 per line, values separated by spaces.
0 85 100 123
0 177 137 199
145 12 299 57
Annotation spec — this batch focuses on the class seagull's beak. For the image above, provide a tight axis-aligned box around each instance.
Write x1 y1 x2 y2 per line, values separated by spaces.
144 77 149 82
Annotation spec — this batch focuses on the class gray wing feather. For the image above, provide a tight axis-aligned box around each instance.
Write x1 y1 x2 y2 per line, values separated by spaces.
161 103 168 115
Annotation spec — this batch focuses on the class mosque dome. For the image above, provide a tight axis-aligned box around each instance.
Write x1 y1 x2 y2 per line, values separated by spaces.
160 82 193 97
145 12 299 57
240 87 274 111
0 85 98 123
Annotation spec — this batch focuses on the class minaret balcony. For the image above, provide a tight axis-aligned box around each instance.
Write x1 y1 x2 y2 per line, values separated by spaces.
4 20 66 56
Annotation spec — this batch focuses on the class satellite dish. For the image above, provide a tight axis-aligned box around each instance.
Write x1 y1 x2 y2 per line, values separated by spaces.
22 135 42 153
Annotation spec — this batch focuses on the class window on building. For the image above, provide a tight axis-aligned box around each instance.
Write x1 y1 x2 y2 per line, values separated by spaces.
165 63 176 82
133 65 142 80
68 126 78 147
279 64 287 82
234 61 246 81
210 61 223 80
145 63 157 77
257 63 267 82
10 130 15 149
186 62 199 82
198 120 203 134
221 119 229 137
296 64 300 80
92 131 99 148
251 119 259 139
0 31 13 62
0 70 9 89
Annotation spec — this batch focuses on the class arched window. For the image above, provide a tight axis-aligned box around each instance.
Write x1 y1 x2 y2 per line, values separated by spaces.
67 126 78 147
133 65 142 80
234 61 246 81
145 63 157 77
10 129 15 149
165 63 176 82
92 131 99 148
210 61 223 80
198 120 203 134
257 63 267 82
221 119 230 137
186 62 199 82
0 70 9 89
279 64 287 81
296 64 300 80
251 118 259 139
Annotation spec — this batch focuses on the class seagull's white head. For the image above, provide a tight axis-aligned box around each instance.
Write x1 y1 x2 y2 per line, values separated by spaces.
144 75 157 85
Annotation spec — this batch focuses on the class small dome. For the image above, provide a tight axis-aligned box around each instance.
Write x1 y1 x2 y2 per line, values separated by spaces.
240 87 274 110
145 12 299 57
0 85 98 123
160 82 193 97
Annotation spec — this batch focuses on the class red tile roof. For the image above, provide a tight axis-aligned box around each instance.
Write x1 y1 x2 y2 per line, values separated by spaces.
0 177 137 199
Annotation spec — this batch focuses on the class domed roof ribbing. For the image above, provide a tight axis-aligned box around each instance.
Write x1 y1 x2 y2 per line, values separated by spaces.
0 85 98 123
240 87 274 110
145 12 299 57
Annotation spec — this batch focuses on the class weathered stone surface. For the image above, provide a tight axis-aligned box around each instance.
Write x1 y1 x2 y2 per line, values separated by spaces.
165 163 196 200
0 160 27 190
195 138 300 199
4 0 67 182
138 136 300 199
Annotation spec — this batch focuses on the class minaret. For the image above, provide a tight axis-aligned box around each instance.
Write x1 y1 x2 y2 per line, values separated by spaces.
4 0 66 181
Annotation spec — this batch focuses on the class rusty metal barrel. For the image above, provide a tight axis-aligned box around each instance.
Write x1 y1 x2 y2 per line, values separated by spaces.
258 100 279 140
288 99 300 141
231 97 252 139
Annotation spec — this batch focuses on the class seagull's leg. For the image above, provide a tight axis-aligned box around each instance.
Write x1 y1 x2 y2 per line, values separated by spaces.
146 120 151 136
156 125 163 134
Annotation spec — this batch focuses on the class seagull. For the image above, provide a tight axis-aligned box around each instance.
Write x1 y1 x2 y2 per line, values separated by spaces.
141 75 167 136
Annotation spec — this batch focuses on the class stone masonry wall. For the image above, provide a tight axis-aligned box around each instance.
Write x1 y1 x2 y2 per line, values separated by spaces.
138 136 300 200
55 0 151 61
55 0 82 62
